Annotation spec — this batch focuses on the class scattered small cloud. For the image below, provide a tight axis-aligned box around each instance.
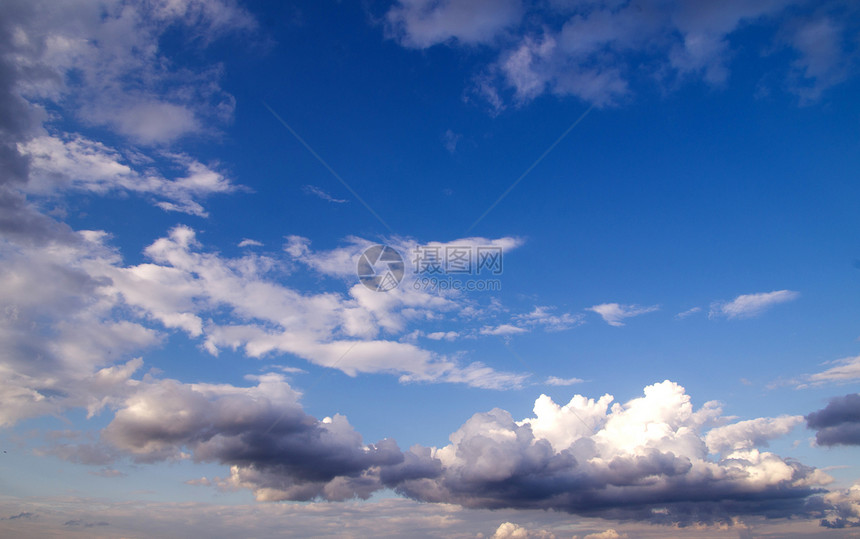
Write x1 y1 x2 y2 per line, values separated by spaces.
3 512 36 521
302 184 347 204
545 376 584 386
675 306 701 320
515 306 583 331
89 467 126 478
185 477 212 486
426 331 459 341
238 239 263 248
480 324 528 336
709 290 799 319
781 355 860 389
442 129 462 153
64 519 109 528
587 303 659 327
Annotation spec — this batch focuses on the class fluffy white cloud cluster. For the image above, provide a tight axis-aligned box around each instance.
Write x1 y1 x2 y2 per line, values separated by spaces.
385 0 859 110
392 381 830 524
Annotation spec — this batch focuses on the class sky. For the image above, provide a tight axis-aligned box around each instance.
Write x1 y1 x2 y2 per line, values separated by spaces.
1 0 860 537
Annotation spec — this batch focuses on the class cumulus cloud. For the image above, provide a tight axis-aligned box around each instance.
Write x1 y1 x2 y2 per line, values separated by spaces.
0 0 253 240
385 0 859 110
709 290 799 319
806 394 860 447
9 0 252 144
821 482 860 528
705 416 804 454
491 521 557 538
587 303 658 327
42 376 834 526
388 381 833 525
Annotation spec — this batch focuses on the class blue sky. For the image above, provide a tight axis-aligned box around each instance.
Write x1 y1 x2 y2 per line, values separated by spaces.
2 0 860 537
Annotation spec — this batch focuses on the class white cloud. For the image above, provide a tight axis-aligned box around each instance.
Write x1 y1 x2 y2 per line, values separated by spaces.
587 303 659 326
710 290 799 319
705 416 804 454
801 355 860 387
302 185 347 204
675 306 701 319
545 376 584 386
387 0 858 110
491 521 557 539
584 530 627 539
784 16 851 102
442 129 462 153
19 134 237 216
386 0 524 48
392 380 832 525
480 323 527 336
515 306 583 331
238 239 263 248
8 0 253 146
426 331 459 341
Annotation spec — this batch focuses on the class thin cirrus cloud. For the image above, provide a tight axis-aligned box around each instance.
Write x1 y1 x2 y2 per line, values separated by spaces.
545 376 584 387
587 303 659 327
302 184 348 204
789 355 860 389
709 290 799 319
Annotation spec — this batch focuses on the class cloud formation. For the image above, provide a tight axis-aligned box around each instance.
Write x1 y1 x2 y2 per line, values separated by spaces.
709 290 799 319
45 375 835 526
807 394 860 447
384 0 860 110
588 303 658 326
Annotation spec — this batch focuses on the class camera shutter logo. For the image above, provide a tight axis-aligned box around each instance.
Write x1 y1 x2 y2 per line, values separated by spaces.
357 245 404 292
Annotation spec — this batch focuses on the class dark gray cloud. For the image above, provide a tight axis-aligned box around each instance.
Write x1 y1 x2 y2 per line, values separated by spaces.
807 394 860 446
100 374 405 501
68 377 839 526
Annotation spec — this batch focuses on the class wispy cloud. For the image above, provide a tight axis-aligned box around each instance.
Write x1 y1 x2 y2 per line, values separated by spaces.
442 129 462 153
302 185 348 204
545 376 584 386
515 306 583 331
480 324 527 336
587 303 659 327
675 307 701 320
710 290 799 319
